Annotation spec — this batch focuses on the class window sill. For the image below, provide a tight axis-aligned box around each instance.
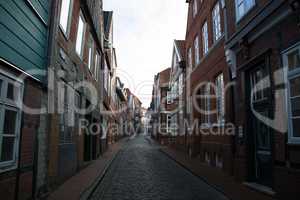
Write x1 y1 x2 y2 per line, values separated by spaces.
287 139 300 145
0 163 17 174
59 26 70 41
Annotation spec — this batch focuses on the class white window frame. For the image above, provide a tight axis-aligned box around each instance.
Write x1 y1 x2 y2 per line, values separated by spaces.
283 43 300 144
75 12 86 58
202 21 209 55
59 0 73 38
212 2 222 43
194 36 200 66
235 0 255 22
215 73 225 125
192 0 198 18
0 71 23 171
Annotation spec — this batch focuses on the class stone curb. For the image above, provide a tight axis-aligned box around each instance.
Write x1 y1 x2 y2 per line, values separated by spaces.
80 139 128 200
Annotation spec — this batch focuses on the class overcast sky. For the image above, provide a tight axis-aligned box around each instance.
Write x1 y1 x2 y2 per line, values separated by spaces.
103 0 188 108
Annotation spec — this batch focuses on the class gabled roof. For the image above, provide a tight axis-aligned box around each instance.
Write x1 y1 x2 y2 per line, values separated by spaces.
158 68 171 87
174 40 186 61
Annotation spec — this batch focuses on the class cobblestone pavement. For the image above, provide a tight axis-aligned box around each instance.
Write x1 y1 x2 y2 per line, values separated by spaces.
89 135 229 200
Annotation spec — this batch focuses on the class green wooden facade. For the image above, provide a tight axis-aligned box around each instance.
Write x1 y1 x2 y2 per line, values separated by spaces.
0 0 51 82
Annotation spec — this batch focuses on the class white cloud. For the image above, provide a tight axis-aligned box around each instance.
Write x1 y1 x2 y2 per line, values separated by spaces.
104 0 188 107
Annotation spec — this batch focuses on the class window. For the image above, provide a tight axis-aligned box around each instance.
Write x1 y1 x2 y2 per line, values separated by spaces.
75 13 86 57
215 74 225 125
202 22 209 55
216 153 223 168
194 36 200 66
167 91 172 104
167 114 172 133
94 52 100 80
192 0 198 18
104 60 108 92
88 36 94 71
235 0 255 21
205 151 211 165
250 67 269 102
178 74 183 95
200 84 211 125
0 73 23 170
59 0 73 35
212 2 222 42
188 47 193 69
283 44 300 144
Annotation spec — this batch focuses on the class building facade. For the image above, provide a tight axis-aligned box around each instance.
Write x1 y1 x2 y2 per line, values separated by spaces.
185 0 234 174
46 0 106 190
0 0 51 199
225 0 300 198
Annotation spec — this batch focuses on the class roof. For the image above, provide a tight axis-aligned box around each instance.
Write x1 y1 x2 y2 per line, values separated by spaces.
174 40 186 61
158 68 171 87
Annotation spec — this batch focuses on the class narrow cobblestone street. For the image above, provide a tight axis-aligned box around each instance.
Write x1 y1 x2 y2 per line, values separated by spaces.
89 135 229 200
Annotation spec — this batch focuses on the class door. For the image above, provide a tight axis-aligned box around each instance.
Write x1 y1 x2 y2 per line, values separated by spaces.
247 62 273 187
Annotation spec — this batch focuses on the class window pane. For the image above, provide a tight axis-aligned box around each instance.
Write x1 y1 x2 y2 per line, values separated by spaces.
292 118 300 137
7 82 15 100
1 136 15 162
59 0 71 33
291 97 300 116
88 46 93 70
290 76 300 97
287 50 300 71
4 109 17 134
76 15 85 56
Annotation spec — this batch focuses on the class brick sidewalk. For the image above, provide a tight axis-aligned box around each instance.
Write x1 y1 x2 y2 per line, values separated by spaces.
161 147 277 200
47 138 128 200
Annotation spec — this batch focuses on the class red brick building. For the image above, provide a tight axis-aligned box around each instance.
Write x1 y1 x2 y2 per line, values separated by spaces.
224 0 300 198
47 0 106 189
185 0 234 174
